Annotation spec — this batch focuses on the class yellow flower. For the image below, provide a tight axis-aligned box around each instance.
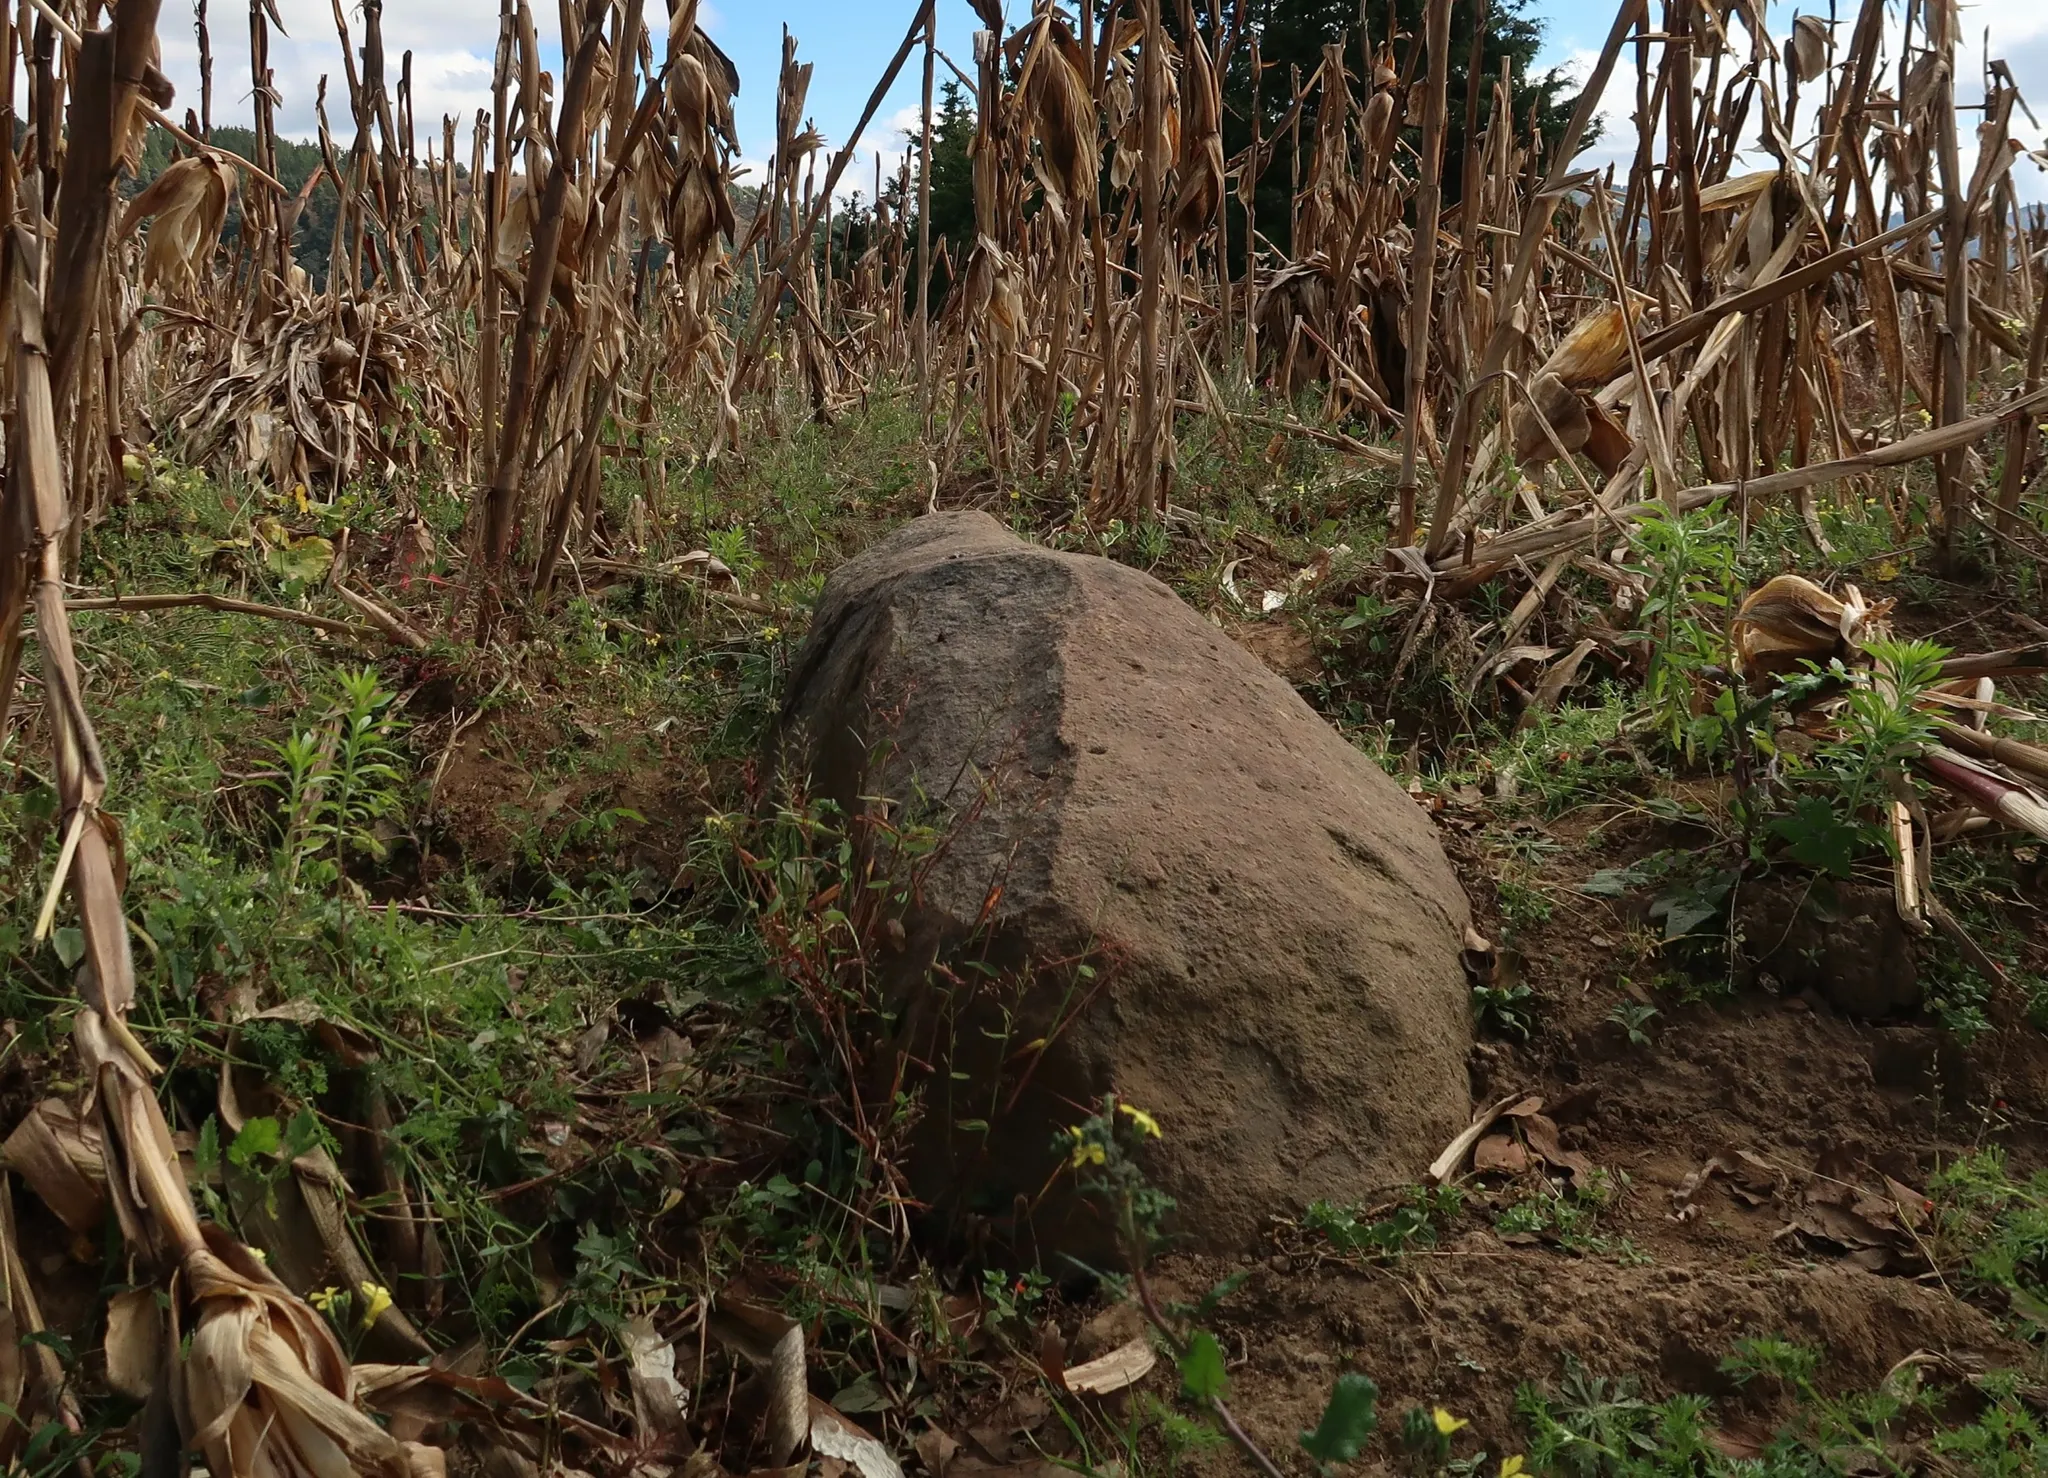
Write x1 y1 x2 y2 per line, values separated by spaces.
1069 1135 1106 1168
761 626 782 641
357 1281 393 1328
1117 1103 1163 1139
1433 1408 1468 1437
1500 1458 1526 1478
307 1286 342 1314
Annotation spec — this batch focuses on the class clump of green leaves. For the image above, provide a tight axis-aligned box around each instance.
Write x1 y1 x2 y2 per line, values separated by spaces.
1063 1100 1395 1473
1760 637 1948 880
1516 1359 1710 1478
264 666 408 890
1301 1374 1381 1471
1929 1149 2048 1328
1720 1335 1820 1394
1474 978 1541 1041
1303 1185 1462 1261
1624 504 1741 762
1495 1174 1642 1262
1605 1002 1657 1046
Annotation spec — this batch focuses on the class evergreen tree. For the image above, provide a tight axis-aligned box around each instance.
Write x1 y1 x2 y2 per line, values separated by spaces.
1214 0 1584 265
922 80 977 282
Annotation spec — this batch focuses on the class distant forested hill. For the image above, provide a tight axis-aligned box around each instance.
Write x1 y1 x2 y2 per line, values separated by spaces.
135 126 341 282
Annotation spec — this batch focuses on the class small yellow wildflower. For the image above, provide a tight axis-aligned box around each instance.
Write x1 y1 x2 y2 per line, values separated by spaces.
1117 1103 1163 1139
1500 1458 1526 1478
357 1281 394 1328
307 1286 342 1314
1433 1408 1468 1437
1069 1136 1106 1169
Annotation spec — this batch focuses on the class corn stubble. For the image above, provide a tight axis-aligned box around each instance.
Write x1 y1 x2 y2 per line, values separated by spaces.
3 0 2048 1469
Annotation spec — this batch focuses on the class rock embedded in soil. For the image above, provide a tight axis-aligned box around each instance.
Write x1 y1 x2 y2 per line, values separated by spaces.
774 511 1473 1259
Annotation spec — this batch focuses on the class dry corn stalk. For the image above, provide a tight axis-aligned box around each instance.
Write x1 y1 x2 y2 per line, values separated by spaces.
0 7 448 1475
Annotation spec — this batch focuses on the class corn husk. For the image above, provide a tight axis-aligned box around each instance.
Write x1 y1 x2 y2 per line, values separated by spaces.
1020 22 1097 214
119 154 234 291
173 1230 410 1478
1539 301 1643 390
1732 574 1889 681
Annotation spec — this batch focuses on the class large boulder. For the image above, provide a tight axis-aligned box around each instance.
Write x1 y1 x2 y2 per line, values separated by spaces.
775 512 1472 1258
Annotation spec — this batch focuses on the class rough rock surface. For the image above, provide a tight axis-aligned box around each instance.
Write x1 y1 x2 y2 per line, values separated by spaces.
775 512 1472 1257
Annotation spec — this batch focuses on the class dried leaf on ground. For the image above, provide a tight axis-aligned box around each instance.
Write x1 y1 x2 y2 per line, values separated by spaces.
1672 1150 1782 1219
625 1315 690 1445
1774 1159 1930 1273
1060 1333 1157 1395
811 1398 904 1478
711 1295 809 1466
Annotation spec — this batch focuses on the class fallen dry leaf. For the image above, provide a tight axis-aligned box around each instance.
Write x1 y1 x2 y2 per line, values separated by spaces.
913 1428 960 1477
1060 1333 1157 1395
624 1315 689 1446
1520 1114 1596 1186
811 1398 905 1478
1473 1134 1532 1175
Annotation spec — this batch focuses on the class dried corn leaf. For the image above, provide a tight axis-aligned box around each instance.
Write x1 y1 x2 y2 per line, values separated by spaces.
625 1316 690 1445
711 1295 809 1466
173 1228 412 1478
1786 15 1831 85
1697 170 1778 212
1021 23 1097 215
3 1099 107 1233
105 1287 162 1401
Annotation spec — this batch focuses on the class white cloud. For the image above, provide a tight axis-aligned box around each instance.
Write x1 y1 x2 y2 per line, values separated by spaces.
157 1 543 144
1539 3 2048 205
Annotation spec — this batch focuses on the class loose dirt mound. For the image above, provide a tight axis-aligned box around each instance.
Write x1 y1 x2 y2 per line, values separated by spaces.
776 511 1474 1258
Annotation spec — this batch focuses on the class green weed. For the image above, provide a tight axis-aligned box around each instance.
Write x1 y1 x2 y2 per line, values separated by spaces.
1302 1185 1463 1261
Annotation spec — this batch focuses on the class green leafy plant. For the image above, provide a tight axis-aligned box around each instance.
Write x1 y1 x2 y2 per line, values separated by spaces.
1496 874 1555 933
1303 1185 1462 1261
1624 504 1741 761
1062 1099 1390 1473
1929 1149 2048 1329
1397 1403 1470 1470
1720 1335 1820 1394
1474 979 1540 1041
1604 1001 1657 1046
1762 637 1948 879
1301 1373 1381 1471
264 667 407 890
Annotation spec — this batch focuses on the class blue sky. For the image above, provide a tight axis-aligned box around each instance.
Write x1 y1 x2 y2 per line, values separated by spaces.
704 0 1603 189
156 1 2048 200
